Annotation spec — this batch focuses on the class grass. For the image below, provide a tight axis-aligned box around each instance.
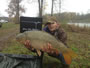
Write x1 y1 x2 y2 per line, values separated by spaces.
0 23 90 68
1 39 36 55
0 23 19 37
67 32 90 68
1 23 18 29
62 24 90 35
63 24 90 68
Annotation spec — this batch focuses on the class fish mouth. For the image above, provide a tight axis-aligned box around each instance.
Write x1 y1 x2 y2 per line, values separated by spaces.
16 33 26 42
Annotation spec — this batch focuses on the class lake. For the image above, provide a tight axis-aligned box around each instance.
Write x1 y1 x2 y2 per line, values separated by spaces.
68 23 90 27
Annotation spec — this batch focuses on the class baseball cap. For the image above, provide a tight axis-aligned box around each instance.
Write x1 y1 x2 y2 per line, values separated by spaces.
46 21 54 24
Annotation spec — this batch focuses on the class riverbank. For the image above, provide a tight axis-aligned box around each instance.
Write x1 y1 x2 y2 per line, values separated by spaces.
68 22 90 27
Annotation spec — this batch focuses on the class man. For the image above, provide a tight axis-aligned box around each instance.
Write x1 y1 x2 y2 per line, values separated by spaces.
43 20 69 68
43 20 67 45
22 20 69 68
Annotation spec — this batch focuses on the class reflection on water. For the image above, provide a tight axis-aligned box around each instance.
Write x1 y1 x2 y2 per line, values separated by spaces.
68 23 90 27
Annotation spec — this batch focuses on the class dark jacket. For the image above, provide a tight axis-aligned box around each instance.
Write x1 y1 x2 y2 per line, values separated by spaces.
43 26 67 45
43 26 69 65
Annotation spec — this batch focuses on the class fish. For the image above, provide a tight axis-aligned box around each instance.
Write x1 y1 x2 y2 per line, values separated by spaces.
16 31 77 64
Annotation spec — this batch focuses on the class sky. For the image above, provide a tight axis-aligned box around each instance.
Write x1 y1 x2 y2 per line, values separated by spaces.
0 0 90 17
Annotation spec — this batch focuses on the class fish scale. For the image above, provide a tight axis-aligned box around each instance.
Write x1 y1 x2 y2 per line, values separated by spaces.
16 31 77 65
24 31 67 52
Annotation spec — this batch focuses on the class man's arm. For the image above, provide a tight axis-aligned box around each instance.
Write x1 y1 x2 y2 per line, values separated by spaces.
42 43 69 65
41 43 59 57
57 28 67 46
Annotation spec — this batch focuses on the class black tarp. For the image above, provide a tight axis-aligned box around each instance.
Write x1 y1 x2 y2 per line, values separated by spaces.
0 53 42 68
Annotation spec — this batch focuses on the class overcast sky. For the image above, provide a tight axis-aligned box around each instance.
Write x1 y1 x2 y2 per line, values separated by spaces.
0 0 90 17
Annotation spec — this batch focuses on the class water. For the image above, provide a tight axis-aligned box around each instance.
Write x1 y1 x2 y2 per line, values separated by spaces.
68 23 90 27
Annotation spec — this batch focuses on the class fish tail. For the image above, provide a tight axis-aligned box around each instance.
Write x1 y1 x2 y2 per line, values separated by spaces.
62 52 72 65
67 49 77 58
62 49 77 65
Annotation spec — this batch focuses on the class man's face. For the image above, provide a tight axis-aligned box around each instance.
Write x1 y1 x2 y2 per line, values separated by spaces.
48 22 59 31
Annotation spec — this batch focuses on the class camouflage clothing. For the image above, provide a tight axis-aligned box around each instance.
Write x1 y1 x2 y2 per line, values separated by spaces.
54 27 67 45
43 26 69 67
43 26 67 46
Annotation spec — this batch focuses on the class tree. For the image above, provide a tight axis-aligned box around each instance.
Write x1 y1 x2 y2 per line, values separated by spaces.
27 0 47 17
38 0 44 17
59 0 61 16
51 0 54 16
6 0 25 24
51 0 61 16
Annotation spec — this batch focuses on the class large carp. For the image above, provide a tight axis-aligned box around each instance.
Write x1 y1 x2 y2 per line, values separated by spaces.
16 31 77 64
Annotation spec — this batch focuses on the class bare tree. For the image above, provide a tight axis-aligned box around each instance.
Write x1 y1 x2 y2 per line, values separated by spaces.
59 0 61 16
51 0 63 16
51 0 54 16
27 0 47 17
15 0 20 24
41 0 43 17
38 0 43 17
38 0 41 17
6 0 25 24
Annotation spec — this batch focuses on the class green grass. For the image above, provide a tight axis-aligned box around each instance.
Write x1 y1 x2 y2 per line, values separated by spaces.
0 23 19 37
67 32 90 68
1 40 36 55
64 24 90 68
0 23 90 68
1 23 18 29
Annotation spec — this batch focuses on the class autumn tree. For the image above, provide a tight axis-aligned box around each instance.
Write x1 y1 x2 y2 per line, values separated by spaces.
6 0 25 24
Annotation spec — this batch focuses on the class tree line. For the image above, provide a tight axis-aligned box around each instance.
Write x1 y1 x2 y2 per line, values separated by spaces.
4 0 90 23
5 0 63 23
54 12 90 23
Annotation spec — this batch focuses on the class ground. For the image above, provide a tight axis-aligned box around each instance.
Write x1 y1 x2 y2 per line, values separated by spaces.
0 23 90 68
0 23 19 51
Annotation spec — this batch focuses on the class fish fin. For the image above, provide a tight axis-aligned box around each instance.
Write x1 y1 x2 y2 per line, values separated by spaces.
63 52 72 65
62 49 77 65
67 49 77 58
36 50 41 56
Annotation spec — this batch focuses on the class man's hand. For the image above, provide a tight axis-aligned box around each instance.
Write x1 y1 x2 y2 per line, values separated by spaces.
24 40 35 51
42 43 59 56
42 43 54 53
